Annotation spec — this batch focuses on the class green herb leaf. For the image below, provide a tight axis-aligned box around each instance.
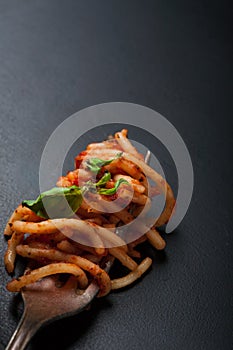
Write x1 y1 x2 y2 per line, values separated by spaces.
95 172 111 186
22 186 83 219
86 153 122 173
98 178 129 195
81 172 111 194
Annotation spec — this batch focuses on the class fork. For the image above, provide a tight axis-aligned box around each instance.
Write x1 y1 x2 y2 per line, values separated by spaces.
6 256 114 350
6 149 150 350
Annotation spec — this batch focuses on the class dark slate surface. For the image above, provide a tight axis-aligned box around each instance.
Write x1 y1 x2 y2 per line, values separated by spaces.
0 1 232 349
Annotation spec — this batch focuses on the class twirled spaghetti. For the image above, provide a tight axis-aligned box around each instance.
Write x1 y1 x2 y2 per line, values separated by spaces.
4 129 175 296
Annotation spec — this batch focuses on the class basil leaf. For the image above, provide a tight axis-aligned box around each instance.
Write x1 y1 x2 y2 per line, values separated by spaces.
95 172 111 186
82 172 111 194
22 186 83 219
86 152 122 173
98 178 129 195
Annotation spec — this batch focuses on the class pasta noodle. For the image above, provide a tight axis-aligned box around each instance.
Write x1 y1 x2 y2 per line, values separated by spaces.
3 129 175 296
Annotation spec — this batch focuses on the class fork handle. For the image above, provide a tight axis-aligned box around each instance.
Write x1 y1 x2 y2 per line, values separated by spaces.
6 309 42 350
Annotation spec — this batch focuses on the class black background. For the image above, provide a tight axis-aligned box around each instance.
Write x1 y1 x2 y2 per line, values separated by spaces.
0 1 232 349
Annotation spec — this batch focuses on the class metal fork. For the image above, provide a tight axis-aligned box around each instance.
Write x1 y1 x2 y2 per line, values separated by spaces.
6 256 114 350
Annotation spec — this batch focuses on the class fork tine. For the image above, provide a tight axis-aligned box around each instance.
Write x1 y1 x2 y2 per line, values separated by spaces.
144 149 151 164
